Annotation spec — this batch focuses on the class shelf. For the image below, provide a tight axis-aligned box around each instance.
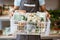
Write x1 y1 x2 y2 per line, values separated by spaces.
0 15 10 21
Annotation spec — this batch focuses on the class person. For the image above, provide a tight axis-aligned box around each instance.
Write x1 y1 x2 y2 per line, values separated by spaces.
10 0 50 18
9 0 50 40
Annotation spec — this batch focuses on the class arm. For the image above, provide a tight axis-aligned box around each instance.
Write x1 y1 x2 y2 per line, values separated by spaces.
39 0 50 18
12 0 26 13
11 0 21 12
12 6 26 13
9 0 26 17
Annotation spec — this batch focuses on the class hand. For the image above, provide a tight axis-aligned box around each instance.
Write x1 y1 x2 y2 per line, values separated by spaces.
9 8 15 18
9 10 26 18
45 11 51 20
9 11 14 18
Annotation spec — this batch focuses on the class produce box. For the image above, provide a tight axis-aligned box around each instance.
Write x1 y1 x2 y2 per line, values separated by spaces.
10 11 50 35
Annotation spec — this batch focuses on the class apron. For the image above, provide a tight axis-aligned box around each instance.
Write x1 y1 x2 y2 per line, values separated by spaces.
20 0 39 12
16 35 41 40
16 1 41 40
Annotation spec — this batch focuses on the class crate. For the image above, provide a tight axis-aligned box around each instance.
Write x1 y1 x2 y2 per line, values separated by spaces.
10 11 51 36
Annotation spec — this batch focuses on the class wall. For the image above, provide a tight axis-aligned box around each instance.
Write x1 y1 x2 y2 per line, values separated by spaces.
0 0 13 5
45 0 59 10
3 0 14 5
0 0 3 6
